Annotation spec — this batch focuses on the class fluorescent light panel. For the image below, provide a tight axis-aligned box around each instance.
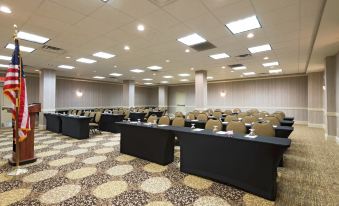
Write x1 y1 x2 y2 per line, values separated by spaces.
178 73 190 77
147 65 162 70
58 65 74 69
144 82 153 85
0 55 11 61
161 81 169 84
93 52 115 59
93 76 105 79
76 58 96 64
130 69 144 73
269 69 282 74
6 43 35 53
17 31 49 44
0 6 11 13
262 61 279 67
248 44 271 53
243 72 256 76
226 15 261 34
163 75 173 79
180 79 189 82
177 33 207 46
207 76 214 80
209 53 229 59
142 78 153 81
232 66 247 70
109 73 122 77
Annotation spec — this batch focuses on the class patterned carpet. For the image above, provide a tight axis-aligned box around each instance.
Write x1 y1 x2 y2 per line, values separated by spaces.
0 125 338 206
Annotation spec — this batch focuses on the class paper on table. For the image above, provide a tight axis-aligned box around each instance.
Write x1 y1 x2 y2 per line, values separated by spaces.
245 134 258 138
216 131 227 135
245 123 252 126
273 125 278 128
191 119 199 122
158 124 168 127
130 121 138 124
222 122 229 124
192 128 204 132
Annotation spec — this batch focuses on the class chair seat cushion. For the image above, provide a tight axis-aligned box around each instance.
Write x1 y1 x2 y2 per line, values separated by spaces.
89 123 98 127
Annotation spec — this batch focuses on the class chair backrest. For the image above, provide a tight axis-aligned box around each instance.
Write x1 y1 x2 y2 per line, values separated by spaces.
147 115 158 123
124 110 130 119
233 108 241 113
212 111 222 119
193 110 200 118
197 113 208 121
186 112 195 120
252 122 275 137
224 115 238 122
237 112 248 118
71 110 77 115
242 116 257 124
205 119 222 131
76 110 82 116
275 111 286 119
95 112 102 123
175 111 183 117
89 112 96 118
264 116 280 126
67 110 72 114
223 110 233 115
227 121 246 134
158 116 170 125
84 111 90 117
214 108 222 112
273 113 283 122
172 117 185 127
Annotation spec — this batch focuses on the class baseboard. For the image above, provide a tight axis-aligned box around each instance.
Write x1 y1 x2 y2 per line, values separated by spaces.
308 123 325 128
294 121 308 125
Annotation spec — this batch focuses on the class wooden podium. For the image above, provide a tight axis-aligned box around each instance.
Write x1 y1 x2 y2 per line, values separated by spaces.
8 103 41 166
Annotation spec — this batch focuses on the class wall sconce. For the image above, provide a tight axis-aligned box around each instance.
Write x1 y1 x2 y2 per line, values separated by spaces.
220 90 226 97
76 90 83 97
322 85 326 91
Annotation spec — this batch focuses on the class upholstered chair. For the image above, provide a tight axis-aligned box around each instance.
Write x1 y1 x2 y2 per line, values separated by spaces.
227 121 246 134
147 115 158 123
205 119 222 131
264 116 280 126
172 117 185 127
242 116 258 124
158 116 170 125
197 113 208 121
252 122 275 137
224 115 238 122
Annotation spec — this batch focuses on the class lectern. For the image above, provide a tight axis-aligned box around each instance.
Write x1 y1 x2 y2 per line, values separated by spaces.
8 103 41 166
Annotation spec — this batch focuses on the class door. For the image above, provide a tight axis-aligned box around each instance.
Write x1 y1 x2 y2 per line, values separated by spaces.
0 85 13 128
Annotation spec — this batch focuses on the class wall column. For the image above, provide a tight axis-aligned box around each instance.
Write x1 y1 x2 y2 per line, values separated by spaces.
324 55 337 139
39 69 56 129
123 80 135 108
158 85 168 108
307 72 324 128
195 70 207 110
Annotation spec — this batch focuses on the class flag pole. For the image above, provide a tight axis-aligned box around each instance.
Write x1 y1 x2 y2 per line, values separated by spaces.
8 24 28 176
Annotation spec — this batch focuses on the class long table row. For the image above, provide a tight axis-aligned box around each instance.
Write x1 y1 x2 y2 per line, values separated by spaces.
116 122 291 200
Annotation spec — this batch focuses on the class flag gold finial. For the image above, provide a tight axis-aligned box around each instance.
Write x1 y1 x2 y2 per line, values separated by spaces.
13 24 18 39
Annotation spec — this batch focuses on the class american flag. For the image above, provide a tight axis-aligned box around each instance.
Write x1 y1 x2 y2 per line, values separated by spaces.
3 39 30 142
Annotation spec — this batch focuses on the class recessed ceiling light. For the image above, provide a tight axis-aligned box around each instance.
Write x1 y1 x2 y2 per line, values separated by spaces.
263 56 269 60
144 82 153 85
152 73 156 76
110 73 123 77
58 65 74 69
124 45 130 51
180 79 189 82
262 61 279 67
93 76 105 79
248 44 271 53
93 52 115 59
130 69 144 73
101 0 110 3
177 33 207 46
243 72 256 76
209 53 230 60
0 55 11 61
114 65 117 68
230 71 234 73
185 49 190 53
225 15 261 34
232 65 247 70
207 76 214 80
0 64 8 68
163 75 173 79
166 59 170 63
65 56 71 59
178 73 190 77
0 6 11 14
269 69 282 74
247 33 254 38
190 67 194 71
161 81 169 84
221 66 226 69
147 65 162 70
76 58 96 64
5 43 35 53
143 78 153 81
17 31 49 44
35 69 39 72
137 24 145 31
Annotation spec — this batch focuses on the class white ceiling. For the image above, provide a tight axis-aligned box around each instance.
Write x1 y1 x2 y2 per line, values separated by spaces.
0 0 326 85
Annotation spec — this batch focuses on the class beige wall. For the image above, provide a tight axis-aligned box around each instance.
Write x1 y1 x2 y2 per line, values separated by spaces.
308 72 325 127
169 75 309 122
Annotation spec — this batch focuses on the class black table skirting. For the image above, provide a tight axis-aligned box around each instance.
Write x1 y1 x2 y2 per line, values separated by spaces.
60 115 91 139
44 113 62 133
99 114 124 133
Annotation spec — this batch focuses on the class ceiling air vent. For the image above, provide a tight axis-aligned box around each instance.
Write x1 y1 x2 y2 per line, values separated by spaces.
148 0 178 7
228 64 244 68
41 45 65 54
190 42 216 52
236 53 252 58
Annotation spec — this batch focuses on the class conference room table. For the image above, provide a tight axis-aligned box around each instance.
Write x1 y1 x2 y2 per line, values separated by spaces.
128 112 147 121
99 114 124 133
280 120 294 127
44 113 62 133
184 120 294 138
148 111 163 117
116 122 291 200
60 115 91 139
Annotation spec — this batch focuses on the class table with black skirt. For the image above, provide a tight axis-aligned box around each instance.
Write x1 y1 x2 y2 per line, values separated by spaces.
60 115 91 139
44 113 62 133
148 111 163 117
99 114 124 133
129 112 147 121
